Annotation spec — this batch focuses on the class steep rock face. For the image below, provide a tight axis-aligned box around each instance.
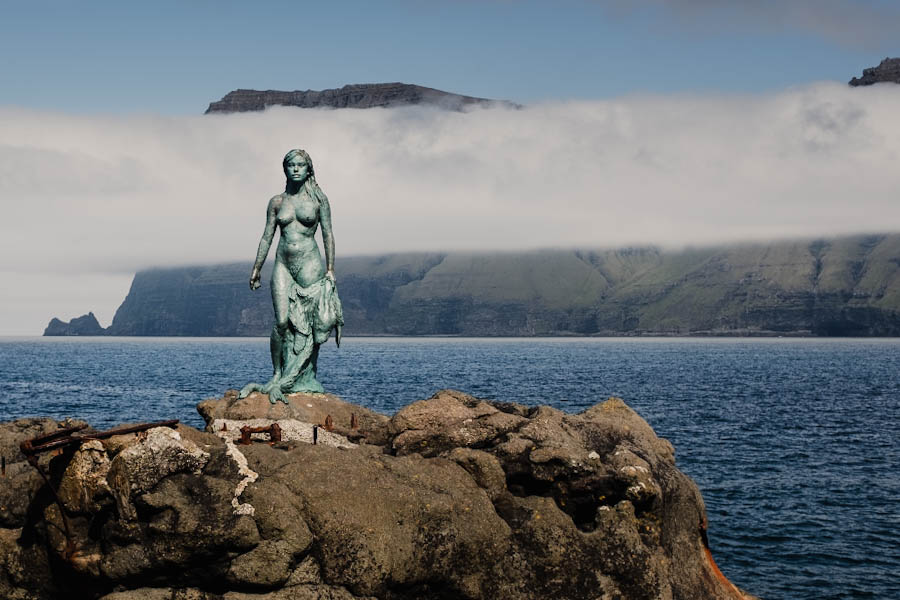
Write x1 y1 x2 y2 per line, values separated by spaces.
205 83 517 114
849 58 900 86
597 235 900 335
57 234 900 337
105 264 273 336
0 391 757 600
43 312 106 336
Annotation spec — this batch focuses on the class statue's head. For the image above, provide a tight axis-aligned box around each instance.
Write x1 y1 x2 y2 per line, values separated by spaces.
283 148 315 184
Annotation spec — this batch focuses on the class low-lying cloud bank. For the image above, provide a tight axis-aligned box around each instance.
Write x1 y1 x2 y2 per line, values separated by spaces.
2 82 899 332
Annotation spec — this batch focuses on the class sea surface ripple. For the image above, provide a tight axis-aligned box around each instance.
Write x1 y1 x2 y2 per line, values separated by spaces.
1 336 898 599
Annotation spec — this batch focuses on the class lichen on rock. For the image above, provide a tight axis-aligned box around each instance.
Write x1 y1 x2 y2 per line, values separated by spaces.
106 426 210 520
0 390 757 600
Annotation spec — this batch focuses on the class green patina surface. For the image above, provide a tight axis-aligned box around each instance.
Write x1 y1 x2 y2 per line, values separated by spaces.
240 149 343 403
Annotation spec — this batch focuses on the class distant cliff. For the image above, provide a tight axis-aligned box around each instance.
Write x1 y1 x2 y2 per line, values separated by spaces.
205 83 518 113
849 57 900 86
46 235 900 337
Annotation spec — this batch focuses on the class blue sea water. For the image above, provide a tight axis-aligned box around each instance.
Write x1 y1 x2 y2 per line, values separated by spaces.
1 336 898 600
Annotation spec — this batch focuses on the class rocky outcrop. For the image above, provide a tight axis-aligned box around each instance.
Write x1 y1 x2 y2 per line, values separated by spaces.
43 312 106 336
849 57 900 86
0 390 756 600
205 83 518 114
197 389 388 436
52 234 900 337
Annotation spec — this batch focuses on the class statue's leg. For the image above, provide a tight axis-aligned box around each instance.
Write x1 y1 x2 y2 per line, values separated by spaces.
240 320 287 401
270 262 292 374
261 324 289 404
240 262 293 403
269 326 283 379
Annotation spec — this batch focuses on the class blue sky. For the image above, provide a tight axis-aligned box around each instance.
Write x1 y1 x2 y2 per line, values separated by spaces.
1 0 895 113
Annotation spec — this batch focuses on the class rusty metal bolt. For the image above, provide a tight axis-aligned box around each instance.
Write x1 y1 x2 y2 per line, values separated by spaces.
239 426 252 445
324 415 334 432
270 423 282 443
351 413 359 430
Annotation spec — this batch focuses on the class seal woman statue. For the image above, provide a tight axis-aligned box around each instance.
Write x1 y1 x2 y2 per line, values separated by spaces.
239 149 343 404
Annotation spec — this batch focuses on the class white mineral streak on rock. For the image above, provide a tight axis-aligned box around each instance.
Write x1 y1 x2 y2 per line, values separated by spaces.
224 440 258 516
621 465 649 475
588 451 600 460
106 427 210 520
628 482 648 496
210 418 356 449
211 419 354 516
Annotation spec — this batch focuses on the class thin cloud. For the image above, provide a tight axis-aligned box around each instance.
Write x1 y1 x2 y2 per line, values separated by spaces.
1 82 900 333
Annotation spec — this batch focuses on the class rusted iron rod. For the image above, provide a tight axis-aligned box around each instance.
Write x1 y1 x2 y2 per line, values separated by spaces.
20 424 89 454
21 420 179 456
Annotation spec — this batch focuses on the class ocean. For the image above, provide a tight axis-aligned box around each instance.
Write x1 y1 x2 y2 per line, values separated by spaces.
1 336 898 599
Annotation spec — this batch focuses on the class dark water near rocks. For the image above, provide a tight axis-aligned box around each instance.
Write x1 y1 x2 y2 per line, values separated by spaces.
1 336 898 599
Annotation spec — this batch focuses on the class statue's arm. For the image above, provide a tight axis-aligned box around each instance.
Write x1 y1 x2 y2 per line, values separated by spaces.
319 192 335 279
250 196 280 290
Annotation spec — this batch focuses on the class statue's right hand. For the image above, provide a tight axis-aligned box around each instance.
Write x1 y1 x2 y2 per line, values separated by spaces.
249 268 261 290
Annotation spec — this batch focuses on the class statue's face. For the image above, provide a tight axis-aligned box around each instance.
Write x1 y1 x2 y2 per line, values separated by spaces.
285 156 309 183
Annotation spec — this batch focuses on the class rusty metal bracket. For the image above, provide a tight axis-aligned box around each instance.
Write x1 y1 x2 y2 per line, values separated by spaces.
238 423 283 445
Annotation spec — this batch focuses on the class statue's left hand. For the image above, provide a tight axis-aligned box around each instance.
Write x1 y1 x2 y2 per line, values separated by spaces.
325 270 336 283
249 266 261 290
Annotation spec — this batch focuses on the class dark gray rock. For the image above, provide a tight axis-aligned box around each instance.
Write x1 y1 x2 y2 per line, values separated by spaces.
0 393 758 599
43 312 106 336
205 83 519 114
849 57 900 86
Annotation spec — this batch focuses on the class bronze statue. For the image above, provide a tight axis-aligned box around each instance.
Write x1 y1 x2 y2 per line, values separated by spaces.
240 149 343 403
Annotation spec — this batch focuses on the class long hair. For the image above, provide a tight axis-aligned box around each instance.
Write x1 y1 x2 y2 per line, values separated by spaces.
283 148 327 204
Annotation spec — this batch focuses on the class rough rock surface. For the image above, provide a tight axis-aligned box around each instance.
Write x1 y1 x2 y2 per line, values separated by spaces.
198 389 388 436
1 390 757 600
849 57 900 86
43 312 105 336
204 83 518 114
210 418 356 449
